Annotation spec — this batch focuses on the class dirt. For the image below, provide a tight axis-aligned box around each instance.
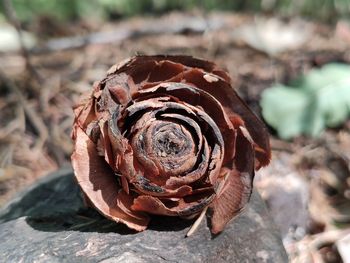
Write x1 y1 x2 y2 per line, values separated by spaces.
0 11 350 262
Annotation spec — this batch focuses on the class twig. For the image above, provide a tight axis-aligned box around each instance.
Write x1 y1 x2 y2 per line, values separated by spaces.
2 0 43 83
309 229 350 250
186 206 208 237
31 15 225 53
270 137 295 153
0 68 48 150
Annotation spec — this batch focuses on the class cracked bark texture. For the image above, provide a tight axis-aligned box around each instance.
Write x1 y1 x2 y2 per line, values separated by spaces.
0 168 287 263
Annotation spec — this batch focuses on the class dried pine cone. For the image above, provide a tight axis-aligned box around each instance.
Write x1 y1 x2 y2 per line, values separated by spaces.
71 55 271 234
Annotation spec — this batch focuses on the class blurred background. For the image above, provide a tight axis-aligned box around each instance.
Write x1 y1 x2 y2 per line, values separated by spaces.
0 0 350 262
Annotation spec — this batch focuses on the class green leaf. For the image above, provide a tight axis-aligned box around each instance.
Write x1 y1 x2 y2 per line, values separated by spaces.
260 63 350 139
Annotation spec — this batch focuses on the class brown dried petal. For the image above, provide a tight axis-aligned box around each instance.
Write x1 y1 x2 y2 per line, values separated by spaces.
110 55 270 167
180 67 271 167
209 128 255 234
71 125 149 231
72 55 271 234
132 192 215 217
136 82 236 165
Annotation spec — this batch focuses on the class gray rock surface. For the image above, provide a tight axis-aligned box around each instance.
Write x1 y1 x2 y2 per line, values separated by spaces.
0 168 288 263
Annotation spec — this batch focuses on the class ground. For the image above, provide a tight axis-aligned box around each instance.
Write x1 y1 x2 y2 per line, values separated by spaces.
0 11 350 262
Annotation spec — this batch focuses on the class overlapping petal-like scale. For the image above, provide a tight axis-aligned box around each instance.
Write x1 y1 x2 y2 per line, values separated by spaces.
71 55 271 234
209 128 255 234
132 190 215 217
71 125 149 231
104 55 270 167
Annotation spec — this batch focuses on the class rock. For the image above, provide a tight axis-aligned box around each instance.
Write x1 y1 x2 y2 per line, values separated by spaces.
0 168 288 263
257 157 309 245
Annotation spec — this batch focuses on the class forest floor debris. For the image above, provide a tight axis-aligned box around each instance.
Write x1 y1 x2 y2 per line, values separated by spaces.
0 12 349 262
